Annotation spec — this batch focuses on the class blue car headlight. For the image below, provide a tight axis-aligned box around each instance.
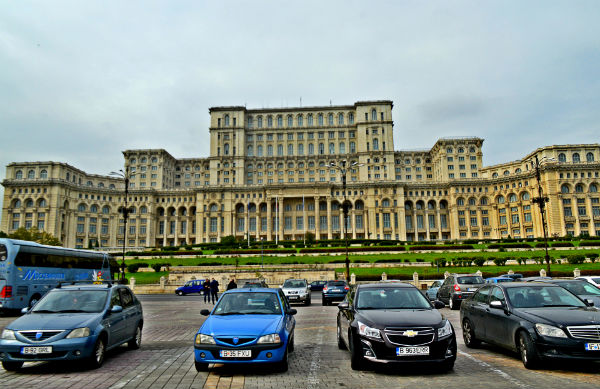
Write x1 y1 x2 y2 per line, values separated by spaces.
66 327 91 339
1 329 16 340
257 334 281 344
195 334 215 345
437 320 453 339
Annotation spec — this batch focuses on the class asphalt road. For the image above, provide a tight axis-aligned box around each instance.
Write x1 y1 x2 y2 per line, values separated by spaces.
1 293 599 389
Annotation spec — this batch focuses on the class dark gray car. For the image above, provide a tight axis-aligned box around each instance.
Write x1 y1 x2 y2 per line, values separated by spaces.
437 274 485 310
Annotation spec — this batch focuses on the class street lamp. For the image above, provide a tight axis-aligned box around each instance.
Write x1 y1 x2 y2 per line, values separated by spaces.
329 160 363 282
530 155 556 276
109 167 135 283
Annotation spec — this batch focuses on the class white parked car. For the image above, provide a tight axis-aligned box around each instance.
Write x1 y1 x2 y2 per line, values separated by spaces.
576 276 600 288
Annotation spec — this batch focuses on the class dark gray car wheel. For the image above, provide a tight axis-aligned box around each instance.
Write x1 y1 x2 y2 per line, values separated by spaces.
128 324 142 349
518 331 541 369
337 323 346 350
89 337 106 368
462 319 480 348
350 332 365 370
195 361 209 372
2 361 24 371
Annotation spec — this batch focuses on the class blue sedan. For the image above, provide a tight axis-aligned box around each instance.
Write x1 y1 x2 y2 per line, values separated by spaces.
194 288 296 372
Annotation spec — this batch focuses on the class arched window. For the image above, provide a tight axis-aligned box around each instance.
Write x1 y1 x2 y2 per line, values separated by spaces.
468 198 476 206
572 153 580 163
587 152 595 162
416 201 424 210
140 206 147 214
350 142 356 153
319 143 325 155
308 114 313 126
558 153 566 162
373 138 379 150
141 157 147 163
257 145 263 157
25 199 34 208
98 182 104 188
503 170 510 176
130 158 136 164
575 184 584 193
38 199 47 207
480 197 488 205
102 206 110 214
40 170 48 179
224 143 230 155
497 195 505 204
15 170 23 179
348 113 354 124
260 203 267 212
405 202 413 211
247 145 253 156
78 204 87 212
339 142 346 154
439 200 448 209
446 147 453 153
492 172 498 178
521 192 531 201
515 168 521 174
338 113 344 125
257 116 263 128
509 194 517 202
355 200 364 210
87 181 93 187
224 115 230 126
458 147 464 153
267 116 273 127
561 184 570 194
109 184 115 189
371 109 377 121
469 147 476 153
318 114 323 126
90 205 98 213
427 201 435 210
590 184 598 193
457 198 465 206
210 204 218 212
328 143 335 154
287 115 293 127
297 115 303 126
381 199 390 207
277 116 283 128
328 113 334 125
28 170 35 179
13 199 21 208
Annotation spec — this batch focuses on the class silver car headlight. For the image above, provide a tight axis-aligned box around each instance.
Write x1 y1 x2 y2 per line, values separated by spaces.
66 327 90 339
357 321 381 339
1 329 16 340
437 320 453 339
535 323 567 338
195 334 216 345
257 333 281 344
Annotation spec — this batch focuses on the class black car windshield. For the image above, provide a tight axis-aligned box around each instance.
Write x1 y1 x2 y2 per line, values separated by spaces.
328 281 346 286
557 281 600 296
356 288 431 310
457 276 484 284
213 292 282 315
507 286 586 308
283 280 306 288
32 290 109 313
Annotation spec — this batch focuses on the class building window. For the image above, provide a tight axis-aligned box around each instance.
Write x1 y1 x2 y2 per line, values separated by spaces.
572 153 580 162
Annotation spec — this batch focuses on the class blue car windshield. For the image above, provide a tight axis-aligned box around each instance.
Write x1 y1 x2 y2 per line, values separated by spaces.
213 292 282 315
356 288 431 310
32 290 109 313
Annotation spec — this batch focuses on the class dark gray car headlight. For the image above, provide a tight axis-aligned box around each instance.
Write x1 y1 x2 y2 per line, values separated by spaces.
437 320 453 339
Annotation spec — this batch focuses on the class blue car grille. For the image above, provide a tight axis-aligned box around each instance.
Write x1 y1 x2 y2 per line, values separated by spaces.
19 330 64 342
216 337 256 346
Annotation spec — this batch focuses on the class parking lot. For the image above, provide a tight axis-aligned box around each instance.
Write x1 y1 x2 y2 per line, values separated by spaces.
1 292 599 389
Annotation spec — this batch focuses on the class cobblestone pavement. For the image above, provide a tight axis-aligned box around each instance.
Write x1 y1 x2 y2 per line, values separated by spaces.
1 293 599 389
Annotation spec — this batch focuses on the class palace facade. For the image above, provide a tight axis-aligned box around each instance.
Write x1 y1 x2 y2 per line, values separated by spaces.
2 100 599 249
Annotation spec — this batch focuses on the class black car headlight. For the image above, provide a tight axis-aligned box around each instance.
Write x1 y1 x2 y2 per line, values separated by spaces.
437 320 453 339
535 323 567 338
358 321 381 339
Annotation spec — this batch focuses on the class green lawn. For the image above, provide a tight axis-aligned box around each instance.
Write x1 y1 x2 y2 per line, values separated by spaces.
125 271 168 284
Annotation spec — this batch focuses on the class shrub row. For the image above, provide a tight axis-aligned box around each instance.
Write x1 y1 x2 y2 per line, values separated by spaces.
408 245 474 251
127 250 203 257
488 243 532 249
299 246 405 253
580 241 600 247
213 249 296 254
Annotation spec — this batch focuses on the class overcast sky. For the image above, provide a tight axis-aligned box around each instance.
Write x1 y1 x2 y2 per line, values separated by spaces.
1 1 599 201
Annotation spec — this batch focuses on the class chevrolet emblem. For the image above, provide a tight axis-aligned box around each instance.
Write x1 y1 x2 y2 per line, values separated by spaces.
402 330 418 337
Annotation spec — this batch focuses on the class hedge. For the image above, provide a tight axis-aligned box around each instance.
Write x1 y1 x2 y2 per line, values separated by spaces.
299 246 405 254
408 245 474 251
580 241 600 247
213 249 296 254
488 243 532 249
126 250 202 257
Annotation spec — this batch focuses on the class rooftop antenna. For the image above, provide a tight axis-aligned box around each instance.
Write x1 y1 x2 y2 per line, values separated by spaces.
330 99 332 106
300 97 302 107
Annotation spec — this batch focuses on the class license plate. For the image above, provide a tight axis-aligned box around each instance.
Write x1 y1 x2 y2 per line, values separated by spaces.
288 296 298 299
468 288 477 291
396 346 429 356
219 350 251 358
21 346 52 355
585 343 600 351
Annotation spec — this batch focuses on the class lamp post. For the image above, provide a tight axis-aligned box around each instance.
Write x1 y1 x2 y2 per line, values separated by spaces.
329 160 362 282
530 155 555 276
109 167 135 283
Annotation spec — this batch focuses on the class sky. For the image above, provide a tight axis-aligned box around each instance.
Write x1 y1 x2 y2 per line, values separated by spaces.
1 0 599 201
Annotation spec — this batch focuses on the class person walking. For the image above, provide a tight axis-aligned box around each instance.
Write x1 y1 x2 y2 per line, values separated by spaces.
210 278 219 304
226 278 237 290
202 278 211 303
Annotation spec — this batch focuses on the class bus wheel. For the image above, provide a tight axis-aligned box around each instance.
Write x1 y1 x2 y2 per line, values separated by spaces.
29 294 42 309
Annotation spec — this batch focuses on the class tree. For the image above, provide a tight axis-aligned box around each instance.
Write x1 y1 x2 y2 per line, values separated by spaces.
0 231 7 238
8 227 62 246
305 232 316 247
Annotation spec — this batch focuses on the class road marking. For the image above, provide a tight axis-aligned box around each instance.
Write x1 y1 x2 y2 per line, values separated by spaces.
459 350 530 388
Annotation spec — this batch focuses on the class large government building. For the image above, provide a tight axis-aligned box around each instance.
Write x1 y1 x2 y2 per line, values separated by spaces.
2 100 599 249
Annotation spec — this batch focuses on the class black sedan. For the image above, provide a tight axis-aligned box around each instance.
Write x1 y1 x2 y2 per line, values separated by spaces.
460 282 600 369
337 282 456 371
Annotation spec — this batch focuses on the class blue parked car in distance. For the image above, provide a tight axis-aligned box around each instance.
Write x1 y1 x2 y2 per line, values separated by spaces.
194 288 296 372
322 280 349 306
176 280 205 295
425 280 443 300
0 282 143 371
485 276 515 284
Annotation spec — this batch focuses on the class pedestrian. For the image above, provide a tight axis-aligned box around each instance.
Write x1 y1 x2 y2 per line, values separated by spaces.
210 277 219 304
226 278 237 290
202 278 211 303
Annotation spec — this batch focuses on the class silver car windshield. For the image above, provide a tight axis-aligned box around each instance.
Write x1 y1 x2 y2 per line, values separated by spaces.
356 288 431 310
32 290 109 313
213 292 282 315
283 280 306 288
507 286 586 308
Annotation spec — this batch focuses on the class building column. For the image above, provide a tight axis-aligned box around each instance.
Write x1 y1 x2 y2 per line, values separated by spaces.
217 214 222 241
398 206 407 241
425 211 430 241
352 210 357 239
267 198 272 241
436 209 442 240
391 211 396 240
314 197 320 240
255 214 260 239
327 197 332 239
413 212 418 241
278 198 284 240
490 206 499 239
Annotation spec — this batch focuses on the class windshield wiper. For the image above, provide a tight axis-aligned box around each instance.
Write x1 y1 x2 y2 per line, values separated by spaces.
55 309 87 313
542 304 577 307
215 312 245 316
357 306 379 310
32 309 58 313
243 311 274 315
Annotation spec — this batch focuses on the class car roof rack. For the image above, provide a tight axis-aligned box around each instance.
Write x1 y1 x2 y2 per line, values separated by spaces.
56 280 114 288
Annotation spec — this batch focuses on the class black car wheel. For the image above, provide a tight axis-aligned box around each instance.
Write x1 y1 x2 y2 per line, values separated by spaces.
275 347 289 372
128 324 142 349
195 361 209 372
89 337 106 368
337 323 346 350
462 319 480 348
288 334 295 353
305 296 311 306
349 331 365 371
449 297 458 310
322 298 328 306
1 361 24 371
518 331 541 369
